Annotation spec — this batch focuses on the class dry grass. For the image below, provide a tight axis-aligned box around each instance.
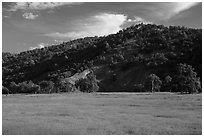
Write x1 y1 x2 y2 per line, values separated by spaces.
2 92 202 135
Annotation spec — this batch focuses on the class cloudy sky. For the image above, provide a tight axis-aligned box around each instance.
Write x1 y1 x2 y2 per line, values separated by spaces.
2 2 202 53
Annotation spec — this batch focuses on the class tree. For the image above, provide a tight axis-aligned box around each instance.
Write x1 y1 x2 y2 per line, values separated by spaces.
2 86 10 94
18 81 40 94
9 82 19 94
56 80 77 93
163 75 172 92
165 75 172 83
75 72 99 93
133 84 145 92
147 53 168 66
146 74 162 92
176 63 201 94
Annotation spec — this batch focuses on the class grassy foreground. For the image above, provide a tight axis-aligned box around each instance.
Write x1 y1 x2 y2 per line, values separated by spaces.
2 92 202 135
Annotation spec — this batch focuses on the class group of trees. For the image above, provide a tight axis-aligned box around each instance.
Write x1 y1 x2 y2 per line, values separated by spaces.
142 63 201 94
3 72 99 94
9 81 40 94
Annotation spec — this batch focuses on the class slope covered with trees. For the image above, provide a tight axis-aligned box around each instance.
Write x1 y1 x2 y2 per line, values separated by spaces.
2 23 202 94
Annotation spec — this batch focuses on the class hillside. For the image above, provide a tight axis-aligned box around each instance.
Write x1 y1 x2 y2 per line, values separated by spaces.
2 23 202 93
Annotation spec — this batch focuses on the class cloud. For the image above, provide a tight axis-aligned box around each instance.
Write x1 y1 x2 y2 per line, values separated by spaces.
154 2 199 20
127 16 152 24
172 2 199 15
54 39 64 43
22 12 39 20
123 2 199 22
5 2 81 19
29 43 47 50
45 13 149 40
3 15 10 18
46 32 88 39
7 2 79 12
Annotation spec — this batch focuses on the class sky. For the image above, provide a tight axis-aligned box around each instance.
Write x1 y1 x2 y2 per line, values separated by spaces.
2 2 202 53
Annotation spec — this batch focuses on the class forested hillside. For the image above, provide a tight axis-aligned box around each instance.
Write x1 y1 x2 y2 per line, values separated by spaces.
2 23 202 94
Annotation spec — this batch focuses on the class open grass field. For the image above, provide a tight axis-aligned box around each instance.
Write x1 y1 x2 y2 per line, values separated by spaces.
2 92 202 135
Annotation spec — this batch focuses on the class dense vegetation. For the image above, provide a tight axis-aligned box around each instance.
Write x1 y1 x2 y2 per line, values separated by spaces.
2 23 202 94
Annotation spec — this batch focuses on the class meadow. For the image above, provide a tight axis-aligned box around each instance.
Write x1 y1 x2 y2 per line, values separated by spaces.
2 92 202 135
